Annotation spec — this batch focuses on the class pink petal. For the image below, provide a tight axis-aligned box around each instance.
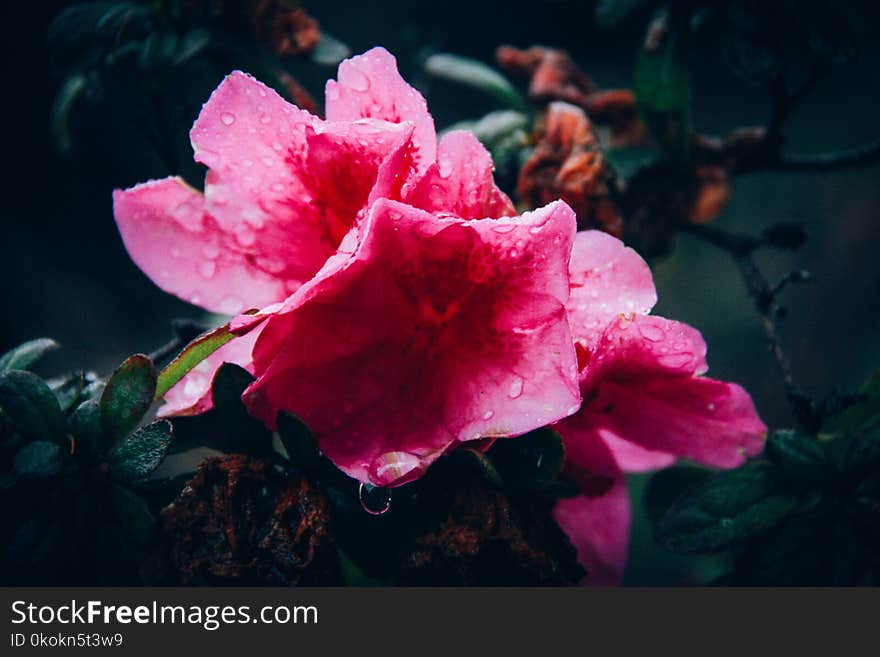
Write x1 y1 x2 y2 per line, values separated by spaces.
325 47 437 174
113 177 289 314
582 314 708 390
567 230 657 352
553 482 630 586
304 118 416 244
559 410 676 474
406 130 515 219
190 71 418 291
244 199 581 486
566 314 765 468
582 375 766 469
159 326 263 416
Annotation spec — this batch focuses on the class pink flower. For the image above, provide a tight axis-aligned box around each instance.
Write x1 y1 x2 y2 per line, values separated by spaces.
112 48 513 414
242 199 582 487
552 230 767 585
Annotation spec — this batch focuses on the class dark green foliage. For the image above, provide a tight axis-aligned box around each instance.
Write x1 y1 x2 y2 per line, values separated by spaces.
651 373 880 585
100 354 157 445
0 340 172 584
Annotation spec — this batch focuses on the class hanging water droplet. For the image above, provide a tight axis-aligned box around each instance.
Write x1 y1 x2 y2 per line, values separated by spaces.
260 113 271 125
220 112 236 126
359 483 392 516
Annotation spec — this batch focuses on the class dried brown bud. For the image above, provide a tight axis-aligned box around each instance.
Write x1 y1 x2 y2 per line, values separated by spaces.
496 45 597 108
253 1 320 57
519 102 623 236
160 455 340 585
689 166 731 224
397 468 584 586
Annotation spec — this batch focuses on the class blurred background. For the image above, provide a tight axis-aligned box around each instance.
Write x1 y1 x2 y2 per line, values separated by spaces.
1 0 878 583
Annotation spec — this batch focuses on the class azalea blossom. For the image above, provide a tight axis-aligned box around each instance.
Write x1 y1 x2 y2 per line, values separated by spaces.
242 199 582 487
552 230 767 585
112 47 513 413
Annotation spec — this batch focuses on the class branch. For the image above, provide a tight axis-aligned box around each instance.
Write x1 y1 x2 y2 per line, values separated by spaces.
683 223 820 432
772 138 880 172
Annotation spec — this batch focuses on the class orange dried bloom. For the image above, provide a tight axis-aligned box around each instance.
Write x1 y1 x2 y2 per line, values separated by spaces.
253 1 320 56
518 102 623 236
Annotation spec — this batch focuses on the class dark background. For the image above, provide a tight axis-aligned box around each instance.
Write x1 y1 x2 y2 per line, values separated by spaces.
1 1 878 583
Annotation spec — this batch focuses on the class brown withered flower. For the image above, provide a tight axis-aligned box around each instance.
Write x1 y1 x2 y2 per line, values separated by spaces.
497 45 648 149
252 1 320 56
397 467 584 586
160 455 340 585
497 45 598 108
519 102 623 235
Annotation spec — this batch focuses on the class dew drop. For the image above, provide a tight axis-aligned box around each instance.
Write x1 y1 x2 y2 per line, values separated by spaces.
220 112 235 126
198 260 216 278
639 322 666 342
346 68 371 92
260 113 271 125
483 410 495 420
507 376 524 399
359 483 392 516
201 243 220 259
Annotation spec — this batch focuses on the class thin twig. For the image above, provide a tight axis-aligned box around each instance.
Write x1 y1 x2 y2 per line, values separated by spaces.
684 223 819 432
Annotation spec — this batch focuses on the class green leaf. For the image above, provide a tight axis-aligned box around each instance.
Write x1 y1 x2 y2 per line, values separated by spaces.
107 420 173 482
425 53 526 110
100 355 157 445
51 74 87 153
14 440 65 478
654 461 798 554
155 324 235 401
174 28 212 65
844 425 880 477
596 0 650 27
0 338 59 373
489 427 566 491
69 400 102 459
311 32 352 66
604 146 657 179
633 17 692 157
766 429 829 486
0 370 66 441
644 464 713 525
47 372 87 412
835 372 880 436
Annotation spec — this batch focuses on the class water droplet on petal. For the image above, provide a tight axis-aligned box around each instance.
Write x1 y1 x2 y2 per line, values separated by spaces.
508 376 524 399
198 260 216 278
359 483 392 516
367 451 421 487
201 243 220 259
346 68 370 92
493 224 516 234
220 112 235 126
639 322 666 342
483 410 495 420
260 113 271 124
